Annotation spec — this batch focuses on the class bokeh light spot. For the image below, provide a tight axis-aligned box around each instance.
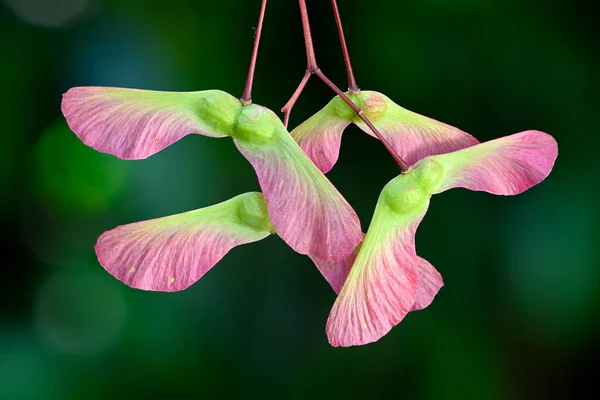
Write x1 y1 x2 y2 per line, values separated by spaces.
2 0 96 28
0 331 63 399
32 120 128 215
503 185 598 341
34 267 127 355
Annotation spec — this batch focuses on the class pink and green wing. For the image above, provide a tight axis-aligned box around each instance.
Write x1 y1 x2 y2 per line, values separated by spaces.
290 96 352 173
289 91 478 172
411 257 444 311
326 175 430 347
62 87 242 159
233 105 362 262
309 244 361 294
417 130 558 195
311 242 443 313
95 192 274 292
353 91 479 166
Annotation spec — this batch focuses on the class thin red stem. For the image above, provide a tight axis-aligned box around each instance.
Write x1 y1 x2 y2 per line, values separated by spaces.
240 0 268 105
281 70 311 128
330 0 359 93
298 0 318 71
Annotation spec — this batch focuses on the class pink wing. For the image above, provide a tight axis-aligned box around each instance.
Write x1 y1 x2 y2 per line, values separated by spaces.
355 91 479 166
326 178 430 346
62 87 240 159
423 130 558 195
96 193 273 291
234 105 362 262
290 97 352 173
410 257 444 311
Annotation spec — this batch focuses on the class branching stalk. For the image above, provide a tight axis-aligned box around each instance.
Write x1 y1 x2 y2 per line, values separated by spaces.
287 0 409 172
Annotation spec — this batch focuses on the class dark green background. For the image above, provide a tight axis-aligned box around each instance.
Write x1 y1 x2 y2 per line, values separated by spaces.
1 0 598 398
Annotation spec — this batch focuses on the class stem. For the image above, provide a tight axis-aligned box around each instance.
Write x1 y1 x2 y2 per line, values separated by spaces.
330 0 359 93
281 70 311 128
315 70 409 171
240 0 268 105
298 0 318 71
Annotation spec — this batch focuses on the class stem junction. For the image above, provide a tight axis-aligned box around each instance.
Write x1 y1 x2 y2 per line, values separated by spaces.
283 0 409 172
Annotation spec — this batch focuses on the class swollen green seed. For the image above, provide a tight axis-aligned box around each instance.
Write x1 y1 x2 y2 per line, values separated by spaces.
331 96 356 120
234 104 277 144
382 174 428 215
411 158 444 195
237 192 275 233
357 91 388 122
194 91 242 136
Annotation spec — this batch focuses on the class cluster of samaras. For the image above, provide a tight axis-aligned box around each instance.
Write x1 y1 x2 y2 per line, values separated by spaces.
62 86 557 346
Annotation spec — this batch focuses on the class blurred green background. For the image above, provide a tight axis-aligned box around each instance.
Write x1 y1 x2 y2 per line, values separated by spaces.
1 0 598 398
